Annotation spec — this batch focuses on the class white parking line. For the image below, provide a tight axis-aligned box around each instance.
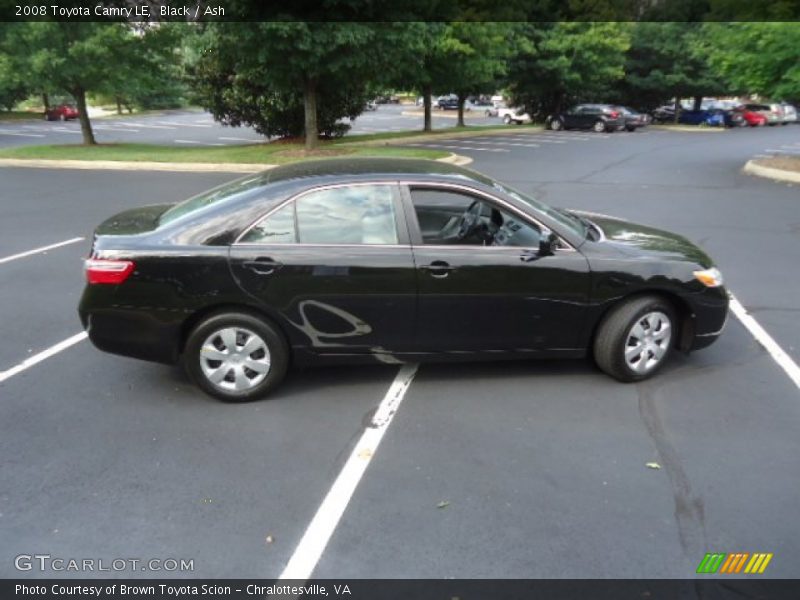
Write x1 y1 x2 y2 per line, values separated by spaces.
0 237 84 265
159 121 213 128
93 125 140 133
730 294 800 390
0 332 88 384
0 131 46 138
278 364 419 581
490 135 566 144
125 123 177 130
458 139 540 148
218 136 259 142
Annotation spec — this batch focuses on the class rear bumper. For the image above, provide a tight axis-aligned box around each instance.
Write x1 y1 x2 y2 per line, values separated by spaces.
79 308 181 365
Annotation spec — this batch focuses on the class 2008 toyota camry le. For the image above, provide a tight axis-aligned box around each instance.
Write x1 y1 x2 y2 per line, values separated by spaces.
78 158 728 401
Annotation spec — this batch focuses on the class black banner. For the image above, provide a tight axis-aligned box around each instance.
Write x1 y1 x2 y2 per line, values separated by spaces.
4 579 800 600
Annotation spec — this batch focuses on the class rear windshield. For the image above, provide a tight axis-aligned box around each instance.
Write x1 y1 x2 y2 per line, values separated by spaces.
159 174 266 226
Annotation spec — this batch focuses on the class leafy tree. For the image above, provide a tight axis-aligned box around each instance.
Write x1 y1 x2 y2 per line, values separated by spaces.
701 22 800 102
613 23 726 114
188 22 422 149
506 22 631 120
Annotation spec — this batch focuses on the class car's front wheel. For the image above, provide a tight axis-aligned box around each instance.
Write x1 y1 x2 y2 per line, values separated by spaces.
593 295 675 382
593 120 607 133
184 311 289 402
550 118 563 131
503 114 512 124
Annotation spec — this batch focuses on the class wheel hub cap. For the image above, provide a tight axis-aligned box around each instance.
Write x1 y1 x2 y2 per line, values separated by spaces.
200 327 271 392
624 311 671 374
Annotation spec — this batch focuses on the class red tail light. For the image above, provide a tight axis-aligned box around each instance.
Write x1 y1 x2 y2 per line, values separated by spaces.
85 258 135 284
609 111 619 118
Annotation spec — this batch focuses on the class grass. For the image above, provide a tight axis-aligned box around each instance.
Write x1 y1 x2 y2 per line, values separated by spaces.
0 141 449 164
343 123 542 144
0 110 44 122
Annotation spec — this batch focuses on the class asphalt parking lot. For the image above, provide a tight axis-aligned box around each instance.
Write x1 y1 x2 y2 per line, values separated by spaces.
0 104 496 148
1 125 799 580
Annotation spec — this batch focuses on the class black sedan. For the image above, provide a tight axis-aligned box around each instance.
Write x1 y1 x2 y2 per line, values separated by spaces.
79 159 728 401
615 106 651 131
547 104 624 132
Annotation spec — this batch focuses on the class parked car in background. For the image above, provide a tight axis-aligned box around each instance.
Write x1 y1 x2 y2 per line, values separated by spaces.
497 106 532 124
78 158 728 401
466 99 497 116
436 95 459 110
615 106 650 131
740 104 769 127
782 103 798 124
765 103 785 125
364 100 378 111
45 104 78 121
547 104 623 133
375 94 400 104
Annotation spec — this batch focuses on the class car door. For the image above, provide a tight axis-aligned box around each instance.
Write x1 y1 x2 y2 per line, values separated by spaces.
402 184 592 353
562 106 582 128
229 182 417 355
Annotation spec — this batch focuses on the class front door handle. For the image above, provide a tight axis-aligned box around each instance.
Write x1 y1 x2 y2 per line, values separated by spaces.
243 257 282 275
421 260 454 278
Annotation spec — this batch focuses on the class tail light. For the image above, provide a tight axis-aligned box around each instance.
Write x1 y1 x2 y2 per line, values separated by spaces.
609 111 619 118
85 258 135 284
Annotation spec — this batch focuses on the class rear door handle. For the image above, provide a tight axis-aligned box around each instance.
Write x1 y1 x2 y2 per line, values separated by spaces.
421 260 454 278
243 257 282 275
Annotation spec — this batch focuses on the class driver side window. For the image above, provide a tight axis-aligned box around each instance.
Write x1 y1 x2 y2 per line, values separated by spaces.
409 188 541 248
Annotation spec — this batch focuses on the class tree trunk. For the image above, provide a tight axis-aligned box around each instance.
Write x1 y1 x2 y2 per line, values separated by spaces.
74 87 96 145
116 97 123 115
457 93 466 127
42 93 50 113
692 96 703 111
423 84 432 132
303 77 318 151
673 96 681 124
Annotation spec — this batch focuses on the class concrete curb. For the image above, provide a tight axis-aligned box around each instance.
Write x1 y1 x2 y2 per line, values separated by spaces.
743 159 800 184
0 158 270 173
355 126 545 147
0 153 471 172
649 125 726 133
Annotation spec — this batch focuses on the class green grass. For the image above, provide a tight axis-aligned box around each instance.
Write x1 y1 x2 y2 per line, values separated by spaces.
0 141 448 164
0 110 44 122
343 123 542 144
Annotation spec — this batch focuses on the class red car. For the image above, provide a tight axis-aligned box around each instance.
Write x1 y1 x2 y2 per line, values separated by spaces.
45 104 79 121
737 104 768 127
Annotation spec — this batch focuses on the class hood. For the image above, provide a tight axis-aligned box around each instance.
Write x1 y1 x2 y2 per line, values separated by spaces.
95 203 174 236
572 210 713 267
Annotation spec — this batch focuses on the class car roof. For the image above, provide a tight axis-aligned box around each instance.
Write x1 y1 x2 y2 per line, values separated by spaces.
259 157 495 187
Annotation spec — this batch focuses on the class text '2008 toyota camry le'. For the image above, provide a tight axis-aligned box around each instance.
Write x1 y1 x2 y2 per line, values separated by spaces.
78 158 728 401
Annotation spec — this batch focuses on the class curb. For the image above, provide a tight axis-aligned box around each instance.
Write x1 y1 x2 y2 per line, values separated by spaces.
355 125 545 147
743 159 800 184
0 158 270 173
649 125 726 133
0 154 471 172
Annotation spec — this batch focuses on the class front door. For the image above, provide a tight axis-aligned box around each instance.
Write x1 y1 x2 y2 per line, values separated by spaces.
404 185 591 353
229 183 416 355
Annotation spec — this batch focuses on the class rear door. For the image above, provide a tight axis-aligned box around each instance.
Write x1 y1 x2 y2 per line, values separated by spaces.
229 183 417 355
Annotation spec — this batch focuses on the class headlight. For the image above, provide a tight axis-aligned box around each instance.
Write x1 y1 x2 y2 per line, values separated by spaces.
693 267 724 288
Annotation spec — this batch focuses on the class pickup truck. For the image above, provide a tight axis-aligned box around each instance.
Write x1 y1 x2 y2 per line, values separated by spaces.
496 106 532 124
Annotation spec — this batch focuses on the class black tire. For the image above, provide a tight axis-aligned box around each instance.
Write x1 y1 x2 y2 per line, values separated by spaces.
184 311 289 402
593 295 676 383
593 120 607 133
625 125 636 132
503 114 512 124
550 118 563 131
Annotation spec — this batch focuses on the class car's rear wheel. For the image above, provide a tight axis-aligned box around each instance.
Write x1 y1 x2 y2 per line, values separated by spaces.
625 125 636 132
593 295 675 382
59 114 66 121
503 114 512 124
184 312 289 402
593 120 607 133
550 118 563 131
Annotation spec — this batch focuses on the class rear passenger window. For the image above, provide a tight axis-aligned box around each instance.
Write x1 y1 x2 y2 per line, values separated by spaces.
295 185 399 245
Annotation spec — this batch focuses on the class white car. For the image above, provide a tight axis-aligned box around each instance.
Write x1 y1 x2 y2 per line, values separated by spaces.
780 103 797 124
497 106 531 124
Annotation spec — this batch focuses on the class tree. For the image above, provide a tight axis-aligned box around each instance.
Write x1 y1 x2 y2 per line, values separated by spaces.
6 23 180 144
613 23 726 115
188 22 422 150
701 23 800 102
506 23 631 120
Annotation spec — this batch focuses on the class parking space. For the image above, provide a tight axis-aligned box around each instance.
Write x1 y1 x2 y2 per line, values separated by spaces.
2 125 799 580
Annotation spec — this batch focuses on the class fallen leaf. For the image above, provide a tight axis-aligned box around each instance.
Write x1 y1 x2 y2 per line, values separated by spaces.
265 535 274 544
436 500 450 509
645 462 661 470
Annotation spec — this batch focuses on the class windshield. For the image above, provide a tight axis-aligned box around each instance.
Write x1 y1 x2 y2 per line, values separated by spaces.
490 182 588 239
159 174 267 226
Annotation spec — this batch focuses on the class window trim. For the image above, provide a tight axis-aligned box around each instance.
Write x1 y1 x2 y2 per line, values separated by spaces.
399 181 576 252
233 181 409 247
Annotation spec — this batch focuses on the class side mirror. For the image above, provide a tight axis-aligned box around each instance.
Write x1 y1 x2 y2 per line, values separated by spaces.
538 228 558 257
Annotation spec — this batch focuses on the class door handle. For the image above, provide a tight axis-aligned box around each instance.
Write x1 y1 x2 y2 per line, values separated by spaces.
243 257 282 275
421 260 454 278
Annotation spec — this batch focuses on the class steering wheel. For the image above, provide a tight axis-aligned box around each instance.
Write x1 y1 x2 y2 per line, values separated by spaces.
456 200 483 240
